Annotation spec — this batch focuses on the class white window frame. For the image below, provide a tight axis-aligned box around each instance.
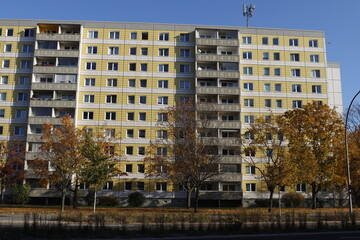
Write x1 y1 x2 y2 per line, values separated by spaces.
245 166 256 175
85 78 95 86
159 48 169 57
242 36 252 44
242 51 252 60
105 112 116 121
246 183 256 192
88 31 98 39
310 54 319 62
292 100 302 109
289 38 299 46
87 46 97 54
158 80 168 88
309 40 318 48
292 84 302 93
158 96 168 105
159 33 169 41
158 64 169 72
243 83 253 91
244 99 254 107
108 46 119 55
243 67 253 75
291 69 301 77
86 62 96 70
84 94 94 103
312 85 322 93
1 76 8 84
311 69 321 78
109 31 120 39
107 78 118 87
83 111 94 120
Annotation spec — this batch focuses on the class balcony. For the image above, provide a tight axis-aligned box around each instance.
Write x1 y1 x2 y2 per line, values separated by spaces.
33 65 78 74
30 99 76 108
202 137 239 146
196 38 239 47
221 155 241 164
196 86 240 95
196 54 239 62
196 70 240 79
28 116 75 125
211 121 241 129
198 191 241 200
197 103 241 112
26 134 43 142
36 33 81 42
35 49 79 58
25 152 45 160
31 82 77 91
220 173 242 182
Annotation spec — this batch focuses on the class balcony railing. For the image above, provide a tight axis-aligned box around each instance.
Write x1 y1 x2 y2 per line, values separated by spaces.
28 116 75 125
197 103 241 112
196 38 239 47
196 86 240 95
33 66 78 74
36 33 81 42
196 54 239 62
35 49 79 58
30 99 76 108
31 82 77 91
196 70 240 79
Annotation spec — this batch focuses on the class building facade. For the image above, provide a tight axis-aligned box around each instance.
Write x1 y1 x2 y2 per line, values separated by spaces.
0 19 342 206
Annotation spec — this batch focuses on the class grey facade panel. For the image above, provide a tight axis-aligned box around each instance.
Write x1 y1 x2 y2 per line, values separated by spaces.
327 62 340 68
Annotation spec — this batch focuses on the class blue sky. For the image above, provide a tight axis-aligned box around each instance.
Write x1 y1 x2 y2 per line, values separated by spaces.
2 0 359 109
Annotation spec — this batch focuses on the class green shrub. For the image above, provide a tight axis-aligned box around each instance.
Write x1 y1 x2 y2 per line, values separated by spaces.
281 192 305 208
98 196 119 207
12 183 31 205
128 192 145 207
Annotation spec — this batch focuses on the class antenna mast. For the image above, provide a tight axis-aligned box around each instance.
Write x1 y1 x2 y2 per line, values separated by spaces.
243 4 255 27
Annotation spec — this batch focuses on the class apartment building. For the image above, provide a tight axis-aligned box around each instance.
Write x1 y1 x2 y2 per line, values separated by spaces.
0 19 342 207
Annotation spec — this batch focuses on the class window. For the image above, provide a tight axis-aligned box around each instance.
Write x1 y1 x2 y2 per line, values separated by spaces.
274 68 281 76
296 183 306 192
180 33 190 42
290 53 300 61
126 129 134 138
130 47 136 55
139 96 146 104
158 96 168 105
3 60 10 68
244 115 254 124
85 78 95 86
20 60 31 69
264 99 271 108
104 129 115 138
141 48 148 56
128 79 135 87
310 54 319 62
309 40 318 47
291 69 301 77
126 146 133 155
103 181 113 190
83 111 94 120
4 44 12 52
244 99 254 107
156 182 167 191
127 112 134 121
273 38 279 45
139 112 146 121
158 80 168 88
128 95 135 104
0 126 2 135
105 112 116 120
17 93 28 102
1 76 8 84
24 29 35 37
137 164 145 173
292 84 302 92
275 84 282 92
139 129 146 138
180 80 190 89
157 130 168 139
266 148 273 157
273 52 280 61
140 63 147 72
137 182 145 191
0 93 6 101
242 36 252 44
109 31 119 39
159 33 169 41
84 94 94 103
264 83 270 92
22 44 33 53
124 182 132 191
311 70 321 78
180 49 190 57
246 183 256 192
292 100 302 109
138 147 145 156
130 32 137 40
276 99 283 108
107 78 117 87
180 64 190 73
246 166 256 174
263 67 270 76
0 109 4 118
107 62 118 71
159 64 169 72
15 110 27 118
0 28 2 36
312 85 322 93
157 113 168 122
88 31 98 39
106 95 117 104
129 63 136 71
19 76 30 85
86 62 96 70
262 52 269 60
243 83 253 91
108 47 119 55
289 38 298 46
244 131 254 140
87 46 97 54
140 79 147 88
141 32 148 40
243 67 253 75
6 29 13 36
242 51 252 59
262 37 269 45
159 48 169 56
14 127 25 136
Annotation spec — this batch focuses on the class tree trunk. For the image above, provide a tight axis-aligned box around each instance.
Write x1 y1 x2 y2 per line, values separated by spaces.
72 178 79 209
268 187 274 212
194 187 199 213
311 182 317 209
0 179 5 204
186 188 193 209
93 187 97 214
61 189 66 212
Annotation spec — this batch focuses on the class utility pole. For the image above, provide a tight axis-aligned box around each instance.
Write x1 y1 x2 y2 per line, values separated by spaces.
243 4 255 27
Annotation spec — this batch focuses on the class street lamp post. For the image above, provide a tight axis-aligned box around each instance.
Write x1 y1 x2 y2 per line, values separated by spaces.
344 89 360 215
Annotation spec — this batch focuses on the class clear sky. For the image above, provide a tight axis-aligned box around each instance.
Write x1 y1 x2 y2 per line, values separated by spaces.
2 0 359 109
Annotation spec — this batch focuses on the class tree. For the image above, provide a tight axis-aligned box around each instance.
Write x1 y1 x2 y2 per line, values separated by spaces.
244 115 293 212
12 183 30 205
145 100 222 212
80 131 124 214
282 103 343 209
33 115 86 212
0 141 25 204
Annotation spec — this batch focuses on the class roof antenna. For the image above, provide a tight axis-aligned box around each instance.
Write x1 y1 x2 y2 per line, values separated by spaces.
243 4 255 27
